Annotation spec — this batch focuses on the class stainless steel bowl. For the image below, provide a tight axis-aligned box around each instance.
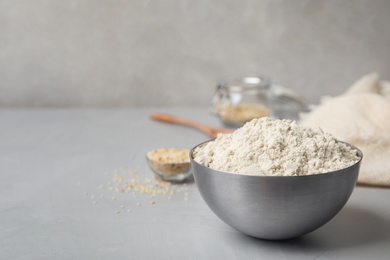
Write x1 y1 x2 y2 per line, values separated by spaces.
190 141 362 240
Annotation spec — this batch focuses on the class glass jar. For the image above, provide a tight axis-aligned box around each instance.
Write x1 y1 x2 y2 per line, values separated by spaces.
212 76 272 126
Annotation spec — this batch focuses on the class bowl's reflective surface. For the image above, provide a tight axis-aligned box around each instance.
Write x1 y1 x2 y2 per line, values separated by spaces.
190 141 362 240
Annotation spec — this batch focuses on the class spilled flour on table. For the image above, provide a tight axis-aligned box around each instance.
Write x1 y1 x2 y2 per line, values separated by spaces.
77 166 192 215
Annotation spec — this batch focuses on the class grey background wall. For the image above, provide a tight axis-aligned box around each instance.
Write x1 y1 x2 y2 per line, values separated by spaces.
1 0 389 107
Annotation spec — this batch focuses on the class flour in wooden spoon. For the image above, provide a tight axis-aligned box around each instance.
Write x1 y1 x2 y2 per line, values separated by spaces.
193 117 360 176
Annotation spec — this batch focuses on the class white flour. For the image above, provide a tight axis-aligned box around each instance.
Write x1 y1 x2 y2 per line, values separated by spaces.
193 117 360 176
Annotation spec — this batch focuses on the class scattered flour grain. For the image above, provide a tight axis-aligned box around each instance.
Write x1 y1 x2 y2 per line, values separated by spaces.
193 117 360 176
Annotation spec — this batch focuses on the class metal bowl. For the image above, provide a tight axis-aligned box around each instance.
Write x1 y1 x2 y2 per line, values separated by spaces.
190 140 363 240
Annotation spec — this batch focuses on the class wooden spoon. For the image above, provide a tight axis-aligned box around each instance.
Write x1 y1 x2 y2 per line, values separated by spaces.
150 113 233 138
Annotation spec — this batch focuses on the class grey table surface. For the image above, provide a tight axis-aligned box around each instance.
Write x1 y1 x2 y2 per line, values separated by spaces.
1 108 390 260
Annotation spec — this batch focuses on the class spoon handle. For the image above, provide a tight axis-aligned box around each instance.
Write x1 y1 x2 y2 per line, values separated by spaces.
150 113 217 137
150 113 232 138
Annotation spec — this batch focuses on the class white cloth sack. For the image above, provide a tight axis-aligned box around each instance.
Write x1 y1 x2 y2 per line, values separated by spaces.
300 73 390 187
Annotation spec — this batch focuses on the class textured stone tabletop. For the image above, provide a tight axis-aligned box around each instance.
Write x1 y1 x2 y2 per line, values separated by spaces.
1 108 390 259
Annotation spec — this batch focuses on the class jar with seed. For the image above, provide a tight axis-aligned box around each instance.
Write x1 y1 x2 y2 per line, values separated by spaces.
212 76 272 127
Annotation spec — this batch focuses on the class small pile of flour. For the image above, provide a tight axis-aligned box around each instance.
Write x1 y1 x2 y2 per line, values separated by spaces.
193 117 360 176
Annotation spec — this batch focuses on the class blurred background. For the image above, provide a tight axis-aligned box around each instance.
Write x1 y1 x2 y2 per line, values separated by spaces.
0 0 389 107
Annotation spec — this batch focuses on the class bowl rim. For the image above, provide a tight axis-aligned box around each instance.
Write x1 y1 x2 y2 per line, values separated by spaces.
190 139 363 179
146 156 191 166
146 148 191 166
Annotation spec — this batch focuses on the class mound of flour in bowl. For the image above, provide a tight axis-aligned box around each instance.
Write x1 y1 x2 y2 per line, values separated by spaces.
193 117 360 176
